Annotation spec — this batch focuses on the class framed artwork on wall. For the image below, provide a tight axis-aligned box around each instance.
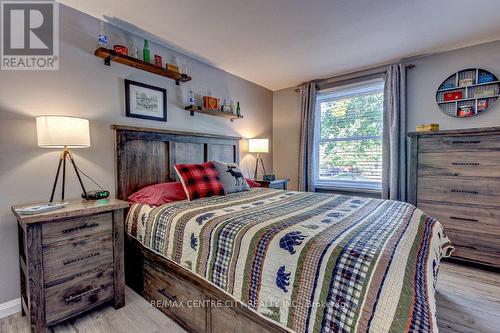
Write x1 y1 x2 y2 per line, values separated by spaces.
125 79 167 122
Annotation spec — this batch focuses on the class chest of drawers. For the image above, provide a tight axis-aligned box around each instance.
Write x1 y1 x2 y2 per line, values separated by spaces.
409 127 500 269
12 199 129 333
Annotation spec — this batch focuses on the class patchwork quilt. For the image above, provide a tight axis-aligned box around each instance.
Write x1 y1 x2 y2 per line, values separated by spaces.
126 188 453 333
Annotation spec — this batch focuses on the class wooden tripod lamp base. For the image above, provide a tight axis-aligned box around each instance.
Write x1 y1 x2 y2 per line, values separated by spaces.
248 138 269 180
50 147 88 202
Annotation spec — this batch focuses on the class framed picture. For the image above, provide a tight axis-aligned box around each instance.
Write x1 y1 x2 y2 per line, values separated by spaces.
125 79 167 122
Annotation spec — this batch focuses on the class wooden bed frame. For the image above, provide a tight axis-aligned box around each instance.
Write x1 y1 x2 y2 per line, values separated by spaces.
112 125 291 333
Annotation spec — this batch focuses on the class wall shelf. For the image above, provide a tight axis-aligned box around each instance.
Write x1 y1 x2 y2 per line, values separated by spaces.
95 47 191 85
185 105 243 122
436 68 499 117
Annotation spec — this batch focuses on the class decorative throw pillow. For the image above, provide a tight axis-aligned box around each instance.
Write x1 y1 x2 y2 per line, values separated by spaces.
212 161 250 193
174 161 225 201
128 182 187 206
245 178 261 188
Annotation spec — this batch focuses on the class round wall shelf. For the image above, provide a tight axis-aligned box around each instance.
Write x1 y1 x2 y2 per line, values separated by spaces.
436 68 500 118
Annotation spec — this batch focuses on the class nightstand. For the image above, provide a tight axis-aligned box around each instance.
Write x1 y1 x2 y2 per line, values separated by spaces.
12 198 129 333
255 178 289 190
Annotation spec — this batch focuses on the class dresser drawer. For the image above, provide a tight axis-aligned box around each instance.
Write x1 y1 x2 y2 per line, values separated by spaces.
418 202 500 236
143 260 207 333
417 176 500 207
43 233 113 283
45 266 114 325
418 151 500 178
419 134 500 152
42 212 112 246
445 230 500 268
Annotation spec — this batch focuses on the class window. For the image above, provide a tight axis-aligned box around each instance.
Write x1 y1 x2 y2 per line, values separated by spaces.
314 79 384 192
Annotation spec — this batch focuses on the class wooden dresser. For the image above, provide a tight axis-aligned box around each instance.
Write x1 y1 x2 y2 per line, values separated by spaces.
409 127 500 269
12 199 129 333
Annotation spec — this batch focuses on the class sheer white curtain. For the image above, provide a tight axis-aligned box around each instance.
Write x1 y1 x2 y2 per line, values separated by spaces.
298 82 317 192
382 64 407 201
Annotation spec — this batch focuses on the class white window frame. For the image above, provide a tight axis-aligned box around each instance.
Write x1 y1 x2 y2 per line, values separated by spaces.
313 78 385 193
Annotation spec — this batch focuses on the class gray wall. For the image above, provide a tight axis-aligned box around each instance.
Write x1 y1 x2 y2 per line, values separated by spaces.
407 40 500 130
0 5 273 304
272 87 300 190
273 40 500 191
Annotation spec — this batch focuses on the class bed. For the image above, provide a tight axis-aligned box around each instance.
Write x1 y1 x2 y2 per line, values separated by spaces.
113 125 453 333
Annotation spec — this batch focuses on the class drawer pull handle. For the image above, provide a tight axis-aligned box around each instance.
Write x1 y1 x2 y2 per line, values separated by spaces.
451 140 481 144
450 216 478 222
62 223 99 234
63 252 100 265
157 288 177 302
451 162 480 166
450 189 478 195
64 287 101 303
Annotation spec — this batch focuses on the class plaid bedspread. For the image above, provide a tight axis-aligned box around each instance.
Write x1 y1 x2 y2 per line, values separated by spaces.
126 188 453 333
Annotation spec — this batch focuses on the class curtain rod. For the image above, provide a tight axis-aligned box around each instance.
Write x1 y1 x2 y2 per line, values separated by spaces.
295 63 416 92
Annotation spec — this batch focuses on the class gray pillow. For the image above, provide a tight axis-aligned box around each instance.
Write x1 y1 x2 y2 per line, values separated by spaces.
212 161 250 193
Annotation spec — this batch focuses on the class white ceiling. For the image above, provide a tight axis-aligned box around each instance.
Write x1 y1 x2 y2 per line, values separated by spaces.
60 0 500 91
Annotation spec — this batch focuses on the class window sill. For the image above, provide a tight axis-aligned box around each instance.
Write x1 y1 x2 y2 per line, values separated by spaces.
314 183 382 195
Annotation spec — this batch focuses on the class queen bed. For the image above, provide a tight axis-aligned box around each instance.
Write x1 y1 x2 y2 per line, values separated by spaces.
113 125 453 333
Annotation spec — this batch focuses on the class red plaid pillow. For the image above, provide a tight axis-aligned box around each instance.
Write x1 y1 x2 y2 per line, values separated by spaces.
174 161 225 200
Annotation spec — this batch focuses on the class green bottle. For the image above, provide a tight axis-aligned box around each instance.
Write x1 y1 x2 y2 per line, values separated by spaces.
236 101 241 117
143 39 150 63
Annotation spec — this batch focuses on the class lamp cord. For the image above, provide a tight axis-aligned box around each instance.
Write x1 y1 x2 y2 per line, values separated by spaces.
74 164 104 190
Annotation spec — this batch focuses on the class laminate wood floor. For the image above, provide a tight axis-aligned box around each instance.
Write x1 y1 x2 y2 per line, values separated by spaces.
1 263 499 333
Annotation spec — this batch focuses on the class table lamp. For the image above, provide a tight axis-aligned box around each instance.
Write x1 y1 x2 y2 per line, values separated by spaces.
248 138 269 179
36 116 90 201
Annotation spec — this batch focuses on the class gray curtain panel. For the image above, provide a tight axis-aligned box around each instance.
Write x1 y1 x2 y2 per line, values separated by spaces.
298 82 317 192
382 64 407 201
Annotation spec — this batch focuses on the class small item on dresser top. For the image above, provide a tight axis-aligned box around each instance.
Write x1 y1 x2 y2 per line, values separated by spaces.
113 44 128 55
154 55 163 66
416 124 439 132
15 202 67 215
203 96 219 110
478 73 495 84
444 91 463 101
83 190 110 200
263 174 276 181
457 105 474 117
474 89 496 98
477 99 489 111
459 78 474 87
166 63 179 73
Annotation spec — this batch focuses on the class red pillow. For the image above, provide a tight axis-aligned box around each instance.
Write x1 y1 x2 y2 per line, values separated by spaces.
174 161 225 201
128 182 187 206
245 178 261 188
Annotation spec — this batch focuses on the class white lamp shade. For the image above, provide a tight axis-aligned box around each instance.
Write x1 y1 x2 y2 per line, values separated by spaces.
36 116 91 148
248 138 269 153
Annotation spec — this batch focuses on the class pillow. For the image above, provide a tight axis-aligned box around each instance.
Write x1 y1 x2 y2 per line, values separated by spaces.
174 161 225 200
245 178 261 188
128 182 187 206
212 161 250 193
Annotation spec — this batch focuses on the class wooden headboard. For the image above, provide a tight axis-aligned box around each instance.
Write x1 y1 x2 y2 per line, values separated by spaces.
112 125 241 200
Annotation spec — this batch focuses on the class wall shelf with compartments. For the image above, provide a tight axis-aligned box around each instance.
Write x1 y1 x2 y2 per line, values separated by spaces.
184 105 243 122
95 47 192 85
436 68 500 118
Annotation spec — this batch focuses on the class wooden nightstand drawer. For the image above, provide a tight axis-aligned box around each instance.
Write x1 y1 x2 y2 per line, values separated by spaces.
42 212 112 246
419 134 500 152
43 232 113 283
45 266 114 325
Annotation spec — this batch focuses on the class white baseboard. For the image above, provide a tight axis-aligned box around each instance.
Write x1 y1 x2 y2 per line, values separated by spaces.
0 298 21 319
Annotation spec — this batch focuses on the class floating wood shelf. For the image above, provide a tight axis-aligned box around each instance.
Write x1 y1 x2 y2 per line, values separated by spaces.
185 105 243 122
95 47 191 85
